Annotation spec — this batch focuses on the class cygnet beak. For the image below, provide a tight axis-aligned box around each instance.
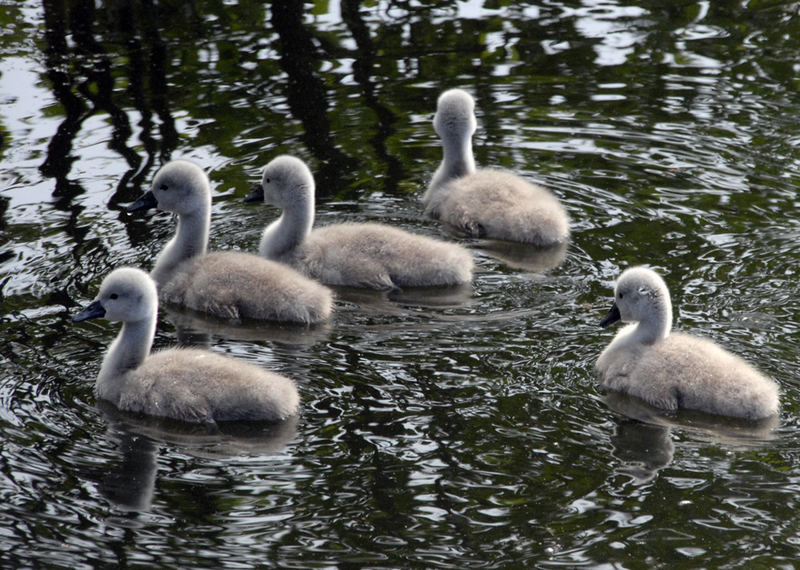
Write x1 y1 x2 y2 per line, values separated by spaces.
127 190 158 212
244 183 264 203
599 303 621 328
72 300 106 323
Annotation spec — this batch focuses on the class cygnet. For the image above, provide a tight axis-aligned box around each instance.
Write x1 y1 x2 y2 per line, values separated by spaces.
128 160 333 324
245 155 473 290
73 267 299 424
596 266 779 420
423 88 569 246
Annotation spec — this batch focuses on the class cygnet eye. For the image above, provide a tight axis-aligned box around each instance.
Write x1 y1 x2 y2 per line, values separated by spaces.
159 183 169 191
264 178 271 184
618 292 624 299
110 293 119 300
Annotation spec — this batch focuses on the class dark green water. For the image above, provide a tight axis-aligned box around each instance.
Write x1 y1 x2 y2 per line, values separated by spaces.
2 0 800 567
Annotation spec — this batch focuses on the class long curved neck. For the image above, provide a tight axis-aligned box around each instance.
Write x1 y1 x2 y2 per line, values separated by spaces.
259 188 314 261
97 316 156 401
634 297 672 345
150 210 209 286
429 133 476 191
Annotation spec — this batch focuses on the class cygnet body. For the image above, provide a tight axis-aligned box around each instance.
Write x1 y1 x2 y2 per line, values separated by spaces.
596 266 779 420
246 155 473 290
129 160 332 324
73 267 299 424
423 88 569 246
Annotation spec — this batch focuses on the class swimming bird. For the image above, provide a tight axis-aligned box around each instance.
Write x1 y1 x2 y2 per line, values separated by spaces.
245 155 473 290
596 266 779 420
72 267 300 424
128 160 333 324
423 88 569 246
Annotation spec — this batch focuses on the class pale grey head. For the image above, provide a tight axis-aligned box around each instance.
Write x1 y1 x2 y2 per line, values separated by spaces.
258 154 315 210
434 88 477 141
73 267 157 324
600 266 673 342
128 160 211 217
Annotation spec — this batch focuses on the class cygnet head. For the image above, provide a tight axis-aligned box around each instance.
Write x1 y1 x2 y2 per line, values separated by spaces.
433 88 477 141
600 266 672 341
256 155 315 210
73 267 157 324
128 160 211 216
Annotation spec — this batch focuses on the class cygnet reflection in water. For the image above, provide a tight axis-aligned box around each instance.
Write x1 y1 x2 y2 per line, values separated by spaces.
97 401 298 511
162 305 332 348
604 391 779 444
610 418 674 484
329 280 475 310
472 239 568 273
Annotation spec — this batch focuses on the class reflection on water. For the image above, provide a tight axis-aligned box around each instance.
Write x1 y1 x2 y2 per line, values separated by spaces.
473 239 569 272
605 391 780 485
2 0 800 567
99 401 298 511
335 281 476 309
100 424 159 511
605 391 781 444
163 305 333 347
611 418 675 484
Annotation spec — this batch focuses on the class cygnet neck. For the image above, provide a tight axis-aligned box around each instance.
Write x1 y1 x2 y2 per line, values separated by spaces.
259 182 315 260
150 208 209 286
631 296 672 345
434 132 476 188
97 313 157 401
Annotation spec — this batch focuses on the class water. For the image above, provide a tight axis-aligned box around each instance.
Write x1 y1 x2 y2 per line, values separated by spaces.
2 0 800 566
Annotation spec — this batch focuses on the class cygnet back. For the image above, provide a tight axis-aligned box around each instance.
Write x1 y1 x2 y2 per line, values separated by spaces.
161 251 333 323
298 222 473 290
596 266 779 420
73 267 300 424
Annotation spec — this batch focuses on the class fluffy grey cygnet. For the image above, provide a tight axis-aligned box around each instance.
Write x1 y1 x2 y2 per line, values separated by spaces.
423 88 569 246
596 266 779 420
128 160 333 324
72 267 300 424
246 155 474 290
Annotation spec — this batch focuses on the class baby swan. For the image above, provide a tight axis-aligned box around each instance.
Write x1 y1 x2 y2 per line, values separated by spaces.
423 88 569 247
246 155 473 291
72 268 299 424
128 160 332 324
596 266 779 420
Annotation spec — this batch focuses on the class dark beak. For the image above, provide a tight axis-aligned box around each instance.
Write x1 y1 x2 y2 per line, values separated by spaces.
244 183 264 203
599 302 621 328
127 190 158 212
73 300 106 322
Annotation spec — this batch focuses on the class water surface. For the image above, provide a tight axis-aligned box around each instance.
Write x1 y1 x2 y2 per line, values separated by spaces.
2 0 800 567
